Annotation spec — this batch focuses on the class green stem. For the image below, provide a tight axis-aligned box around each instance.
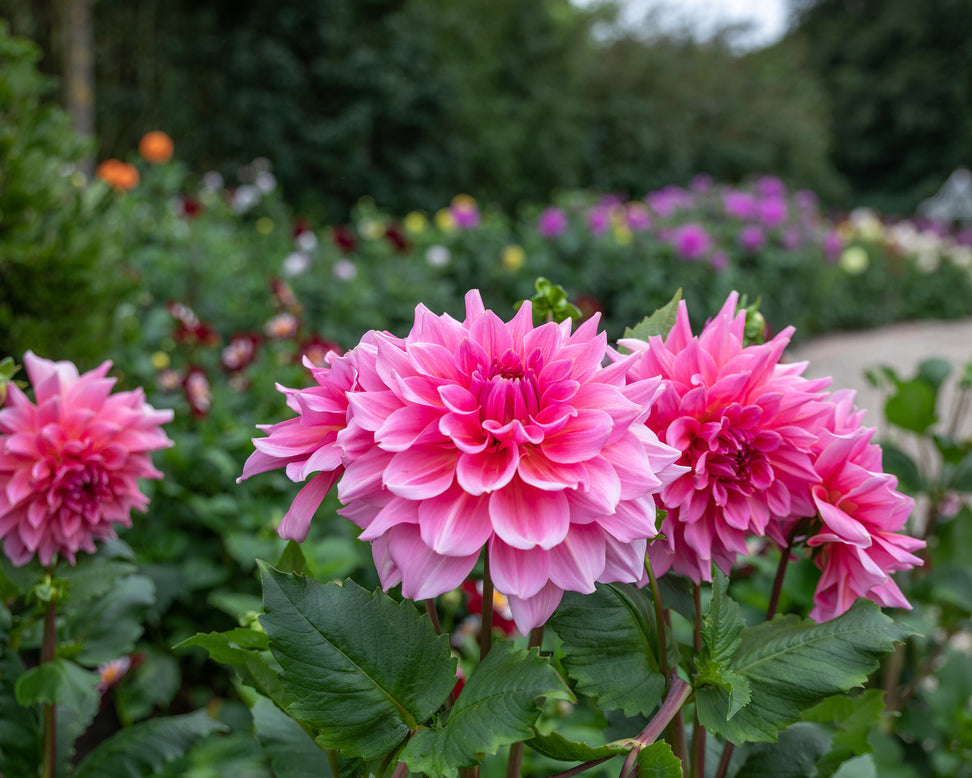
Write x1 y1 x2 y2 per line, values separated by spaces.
41 595 57 778
645 553 669 681
424 598 442 635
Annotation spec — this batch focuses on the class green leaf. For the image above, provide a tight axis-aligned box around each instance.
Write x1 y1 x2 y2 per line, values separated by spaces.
696 572 751 720
877 443 924 493
277 541 310 575
917 358 952 393
73 709 228 778
175 629 286 708
526 730 632 763
60 558 138 604
635 741 683 777
735 722 832 777
62 572 156 665
15 658 99 713
884 379 937 434
401 641 572 777
804 690 886 777
622 289 683 342
694 600 914 745
0 646 40 778
258 563 457 759
550 583 666 716
252 695 335 778
948 448 972 491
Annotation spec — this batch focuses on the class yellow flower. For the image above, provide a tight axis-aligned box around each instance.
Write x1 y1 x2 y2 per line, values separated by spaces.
613 224 632 246
502 244 525 271
151 351 171 370
256 217 274 235
435 208 456 231
359 218 385 241
839 246 869 274
451 193 477 209
404 211 428 234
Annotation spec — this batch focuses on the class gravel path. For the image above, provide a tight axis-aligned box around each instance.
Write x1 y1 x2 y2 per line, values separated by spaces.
787 317 972 439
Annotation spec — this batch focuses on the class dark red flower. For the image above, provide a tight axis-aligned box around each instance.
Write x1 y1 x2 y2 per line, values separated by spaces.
332 225 357 253
384 225 409 252
298 334 343 368
221 333 261 372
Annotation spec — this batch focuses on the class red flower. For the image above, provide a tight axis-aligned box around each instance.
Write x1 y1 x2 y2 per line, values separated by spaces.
332 225 357 253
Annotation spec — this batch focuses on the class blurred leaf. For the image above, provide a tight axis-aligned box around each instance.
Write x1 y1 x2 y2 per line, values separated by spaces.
73 709 228 778
694 600 914 745
948 448 972 491
804 690 886 777
401 642 572 777
884 379 937 435
14 659 99 734
115 648 181 723
63 573 155 665
736 722 831 777
878 443 924 493
258 564 457 760
550 583 666 716
276 540 310 575
0 646 40 778
252 695 334 778
917 358 952 394
175 629 285 708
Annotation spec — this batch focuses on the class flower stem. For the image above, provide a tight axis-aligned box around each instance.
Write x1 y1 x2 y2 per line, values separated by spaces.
424 598 442 635
480 554 494 662
41 594 57 778
691 584 705 778
619 673 693 778
645 554 669 680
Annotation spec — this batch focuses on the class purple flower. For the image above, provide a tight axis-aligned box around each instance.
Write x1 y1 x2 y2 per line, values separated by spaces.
823 230 843 263
754 175 786 198
587 205 612 236
794 190 819 211
757 197 788 228
537 207 569 239
647 186 692 218
723 191 757 220
738 224 767 253
671 223 712 261
624 202 652 232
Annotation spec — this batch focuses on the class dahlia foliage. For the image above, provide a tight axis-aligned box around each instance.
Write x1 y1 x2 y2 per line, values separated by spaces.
0 352 173 566
241 290 686 633
620 292 923 619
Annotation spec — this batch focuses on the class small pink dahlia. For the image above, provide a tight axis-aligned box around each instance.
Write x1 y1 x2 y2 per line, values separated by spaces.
805 390 923 621
620 292 832 582
0 352 173 567
241 291 686 633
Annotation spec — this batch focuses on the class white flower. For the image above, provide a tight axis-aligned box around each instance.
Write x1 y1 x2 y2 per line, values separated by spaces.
425 245 451 267
333 258 358 281
283 251 311 277
296 230 319 252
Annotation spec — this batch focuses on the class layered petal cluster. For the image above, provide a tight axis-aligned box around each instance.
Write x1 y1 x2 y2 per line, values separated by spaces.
0 352 173 566
620 292 832 582
241 290 685 633
806 390 924 621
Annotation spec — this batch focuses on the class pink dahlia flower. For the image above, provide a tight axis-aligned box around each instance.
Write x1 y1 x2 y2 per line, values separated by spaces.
0 352 173 566
241 291 686 634
670 223 712 261
619 292 831 582
537 207 569 239
805 390 923 621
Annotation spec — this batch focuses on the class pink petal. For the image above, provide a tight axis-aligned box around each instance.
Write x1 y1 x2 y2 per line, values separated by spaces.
277 470 341 541
540 409 614 464
488 536 551 598
507 581 564 635
383 446 456 499
418 485 494 555
386 524 479 600
456 442 519 495
489 479 569 550
547 525 606 594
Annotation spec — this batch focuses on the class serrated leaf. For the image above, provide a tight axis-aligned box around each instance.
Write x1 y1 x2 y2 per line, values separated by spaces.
635 741 682 777
73 709 228 778
175 629 286 708
15 658 99 713
804 690 886 777
526 730 632 762
60 558 137 604
258 563 457 760
401 641 572 777
694 600 914 745
549 583 666 716
697 572 751 719
622 289 683 342
252 695 334 778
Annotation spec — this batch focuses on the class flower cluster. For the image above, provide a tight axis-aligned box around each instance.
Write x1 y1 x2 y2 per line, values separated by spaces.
0 353 173 566
241 290 686 633
619 292 922 620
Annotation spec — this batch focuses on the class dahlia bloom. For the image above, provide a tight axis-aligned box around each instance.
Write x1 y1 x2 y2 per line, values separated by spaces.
805 390 923 621
241 291 686 633
0 353 173 566
537 207 569 239
670 223 713 261
619 292 831 582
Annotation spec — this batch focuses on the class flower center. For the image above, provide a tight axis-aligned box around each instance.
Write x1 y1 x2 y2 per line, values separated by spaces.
472 348 542 426
54 460 112 521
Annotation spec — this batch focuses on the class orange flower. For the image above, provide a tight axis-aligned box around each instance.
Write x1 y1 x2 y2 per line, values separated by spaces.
95 159 140 190
138 130 174 164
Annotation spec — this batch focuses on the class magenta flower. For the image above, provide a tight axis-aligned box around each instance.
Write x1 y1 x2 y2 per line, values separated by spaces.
0 353 173 566
647 186 692 218
624 202 652 232
723 191 757 220
586 205 612 236
804 390 923 621
823 230 844 263
754 175 786 198
757 196 788 228
670 223 712 261
620 293 831 582
537 207 569 239
241 291 686 633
